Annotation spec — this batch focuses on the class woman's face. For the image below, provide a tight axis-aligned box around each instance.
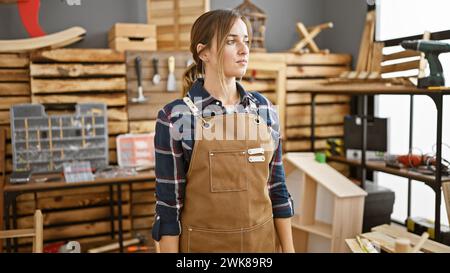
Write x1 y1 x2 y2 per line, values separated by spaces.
205 18 250 78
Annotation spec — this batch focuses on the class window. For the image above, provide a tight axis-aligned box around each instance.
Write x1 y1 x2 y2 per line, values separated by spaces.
375 0 450 225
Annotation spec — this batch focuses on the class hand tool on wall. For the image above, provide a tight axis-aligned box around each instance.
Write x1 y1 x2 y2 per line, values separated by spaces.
401 40 450 88
131 56 148 103
167 56 177 92
152 57 160 85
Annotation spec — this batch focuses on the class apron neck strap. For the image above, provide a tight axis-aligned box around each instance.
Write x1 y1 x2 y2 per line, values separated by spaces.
183 96 201 117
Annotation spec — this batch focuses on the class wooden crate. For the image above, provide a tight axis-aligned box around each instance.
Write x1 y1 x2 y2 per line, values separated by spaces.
282 53 352 154
126 51 192 134
0 53 31 180
29 49 129 166
109 23 157 52
146 0 209 51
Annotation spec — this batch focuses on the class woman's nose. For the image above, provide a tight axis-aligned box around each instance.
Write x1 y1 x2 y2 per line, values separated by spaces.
238 42 249 55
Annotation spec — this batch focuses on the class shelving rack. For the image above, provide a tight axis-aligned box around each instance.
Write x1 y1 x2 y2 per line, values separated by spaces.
302 84 449 242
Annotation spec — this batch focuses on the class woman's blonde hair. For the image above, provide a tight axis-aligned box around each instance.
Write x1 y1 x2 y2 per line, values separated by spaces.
182 9 252 98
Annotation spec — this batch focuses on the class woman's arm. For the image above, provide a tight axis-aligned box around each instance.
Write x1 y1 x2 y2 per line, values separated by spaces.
274 218 295 253
158 235 180 253
152 108 186 253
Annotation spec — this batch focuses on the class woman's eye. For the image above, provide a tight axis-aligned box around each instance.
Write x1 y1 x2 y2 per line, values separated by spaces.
226 40 235 45
244 40 250 45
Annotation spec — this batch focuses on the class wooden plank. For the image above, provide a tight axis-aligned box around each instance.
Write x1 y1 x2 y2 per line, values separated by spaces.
17 204 131 228
16 191 130 215
108 121 128 135
31 78 126 93
131 203 156 217
127 92 179 105
286 104 350 127
109 38 157 52
283 53 352 66
128 80 183 93
0 96 30 110
125 51 193 67
132 215 155 230
286 79 328 91
131 181 156 191
382 50 420 62
286 66 349 78
109 150 117 163
126 67 185 81
381 60 420 74
16 185 118 202
0 111 10 124
286 93 350 105
31 93 127 106
240 80 276 92
0 27 86 53
285 139 329 152
41 220 131 242
286 125 343 139
129 121 157 134
128 103 166 120
31 49 125 63
107 107 128 121
109 136 116 149
444 182 450 228
30 64 126 77
133 190 156 204
0 69 29 82
0 82 30 96
371 224 450 253
0 53 29 68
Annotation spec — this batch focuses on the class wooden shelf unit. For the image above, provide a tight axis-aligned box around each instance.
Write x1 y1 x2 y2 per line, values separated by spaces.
284 152 367 252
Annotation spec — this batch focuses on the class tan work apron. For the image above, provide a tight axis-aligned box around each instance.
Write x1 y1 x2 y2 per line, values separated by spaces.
179 97 277 253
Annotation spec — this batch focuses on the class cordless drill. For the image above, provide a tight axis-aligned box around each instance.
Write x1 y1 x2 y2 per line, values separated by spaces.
401 40 450 88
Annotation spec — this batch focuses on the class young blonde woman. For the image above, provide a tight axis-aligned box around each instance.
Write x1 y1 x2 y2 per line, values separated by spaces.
152 9 295 253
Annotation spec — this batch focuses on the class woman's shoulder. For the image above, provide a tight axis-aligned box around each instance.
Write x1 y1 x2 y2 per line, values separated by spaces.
158 98 190 121
247 91 272 108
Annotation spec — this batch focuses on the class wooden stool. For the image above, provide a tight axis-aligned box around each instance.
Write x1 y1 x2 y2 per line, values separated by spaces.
0 210 43 253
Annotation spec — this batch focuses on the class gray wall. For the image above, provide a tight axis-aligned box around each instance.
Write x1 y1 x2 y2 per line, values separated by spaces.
0 0 367 67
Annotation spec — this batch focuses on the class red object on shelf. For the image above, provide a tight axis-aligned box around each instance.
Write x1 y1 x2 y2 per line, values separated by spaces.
17 0 46 37
397 154 423 168
116 133 155 168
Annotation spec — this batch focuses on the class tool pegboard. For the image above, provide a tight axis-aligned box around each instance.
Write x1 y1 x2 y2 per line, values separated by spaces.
10 103 109 173
126 51 193 134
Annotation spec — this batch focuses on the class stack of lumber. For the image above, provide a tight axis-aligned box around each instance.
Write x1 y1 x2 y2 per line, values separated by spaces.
146 0 209 51
282 53 352 153
29 49 128 166
0 53 31 174
126 51 192 134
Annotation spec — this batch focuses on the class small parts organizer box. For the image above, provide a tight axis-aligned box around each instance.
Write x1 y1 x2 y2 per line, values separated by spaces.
116 133 155 168
10 103 109 173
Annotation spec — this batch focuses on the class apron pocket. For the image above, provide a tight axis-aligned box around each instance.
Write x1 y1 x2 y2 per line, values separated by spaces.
209 150 248 192
187 226 243 253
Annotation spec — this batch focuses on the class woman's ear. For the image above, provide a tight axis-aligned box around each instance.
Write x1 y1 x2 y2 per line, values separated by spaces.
197 43 209 63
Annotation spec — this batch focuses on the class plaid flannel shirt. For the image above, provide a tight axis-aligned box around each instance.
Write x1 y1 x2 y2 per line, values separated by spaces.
152 78 294 241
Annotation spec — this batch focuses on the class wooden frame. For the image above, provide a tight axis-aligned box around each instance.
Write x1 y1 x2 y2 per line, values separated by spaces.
283 153 367 252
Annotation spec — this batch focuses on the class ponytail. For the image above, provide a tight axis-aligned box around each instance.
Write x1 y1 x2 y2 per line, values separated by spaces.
182 61 203 98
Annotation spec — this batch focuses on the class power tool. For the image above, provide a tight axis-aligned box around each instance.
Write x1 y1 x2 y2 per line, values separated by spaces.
401 40 450 88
